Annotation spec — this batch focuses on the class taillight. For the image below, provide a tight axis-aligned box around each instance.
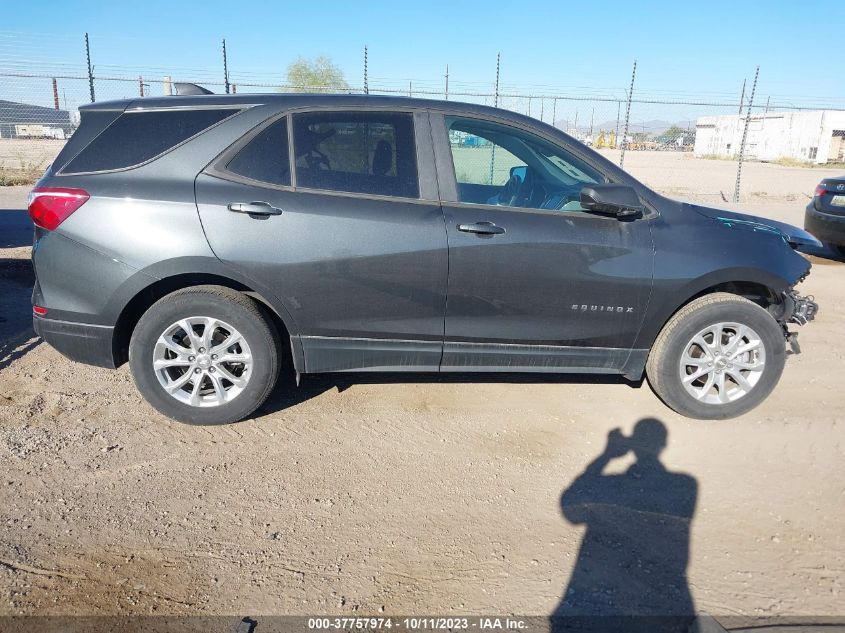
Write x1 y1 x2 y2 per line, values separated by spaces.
33 306 48 316
27 187 89 231
814 185 828 198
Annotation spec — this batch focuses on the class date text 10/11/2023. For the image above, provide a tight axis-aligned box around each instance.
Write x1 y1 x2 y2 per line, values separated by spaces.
307 617 528 630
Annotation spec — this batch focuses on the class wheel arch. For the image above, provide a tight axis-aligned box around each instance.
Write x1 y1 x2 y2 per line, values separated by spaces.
634 268 790 353
111 270 303 372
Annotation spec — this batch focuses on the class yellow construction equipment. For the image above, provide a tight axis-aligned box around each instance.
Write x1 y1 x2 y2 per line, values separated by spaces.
595 131 617 149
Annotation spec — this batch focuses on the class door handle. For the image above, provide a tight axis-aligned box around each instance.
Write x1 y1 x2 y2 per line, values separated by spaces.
227 201 283 216
457 221 505 235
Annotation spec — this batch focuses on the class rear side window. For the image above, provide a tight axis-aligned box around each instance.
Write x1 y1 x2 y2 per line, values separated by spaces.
225 117 290 186
292 111 418 198
61 108 236 174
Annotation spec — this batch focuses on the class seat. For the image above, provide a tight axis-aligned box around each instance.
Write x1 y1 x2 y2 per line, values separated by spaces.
372 140 393 176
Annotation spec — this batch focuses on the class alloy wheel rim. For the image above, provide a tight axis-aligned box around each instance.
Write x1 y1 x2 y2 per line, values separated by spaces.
678 321 766 405
152 316 252 407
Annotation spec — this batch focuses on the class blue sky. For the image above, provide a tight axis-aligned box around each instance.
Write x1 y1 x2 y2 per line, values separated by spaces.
2 0 842 123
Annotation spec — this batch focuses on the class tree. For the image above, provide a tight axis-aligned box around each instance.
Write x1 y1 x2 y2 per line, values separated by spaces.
286 56 349 93
661 125 687 143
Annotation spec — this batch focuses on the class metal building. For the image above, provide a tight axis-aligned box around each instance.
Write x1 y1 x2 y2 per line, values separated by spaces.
0 99 73 139
694 110 845 164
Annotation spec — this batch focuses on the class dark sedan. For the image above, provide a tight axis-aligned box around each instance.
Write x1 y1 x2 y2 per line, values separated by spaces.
805 176 845 255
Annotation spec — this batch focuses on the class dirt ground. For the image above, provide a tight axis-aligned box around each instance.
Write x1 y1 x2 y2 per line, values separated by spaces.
0 139 64 179
0 139 65 167
0 153 843 623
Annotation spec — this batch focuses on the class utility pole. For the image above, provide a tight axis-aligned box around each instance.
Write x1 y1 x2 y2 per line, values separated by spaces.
444 64 449 100
615 100 621 148
52 78 59 110
738 78 746 115
85 32 95 102
222 39 230 94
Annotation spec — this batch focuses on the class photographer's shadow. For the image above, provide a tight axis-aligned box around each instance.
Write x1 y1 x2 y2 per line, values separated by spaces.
552 418 697 632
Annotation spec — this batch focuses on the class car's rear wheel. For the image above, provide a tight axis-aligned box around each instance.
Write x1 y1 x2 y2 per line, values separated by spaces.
129 286 280 425
646 292 786 419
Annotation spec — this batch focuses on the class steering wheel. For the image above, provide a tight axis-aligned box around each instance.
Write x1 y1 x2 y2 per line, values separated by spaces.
305 149 331 170
498 173 523 207
298 127 336 170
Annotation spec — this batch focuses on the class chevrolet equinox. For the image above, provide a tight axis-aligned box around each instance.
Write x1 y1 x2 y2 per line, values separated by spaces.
28 93 819 424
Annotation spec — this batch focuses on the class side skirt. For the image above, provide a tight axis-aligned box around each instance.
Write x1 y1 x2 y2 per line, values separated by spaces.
301 335 648 380
442 341 647 380
301 336 442 373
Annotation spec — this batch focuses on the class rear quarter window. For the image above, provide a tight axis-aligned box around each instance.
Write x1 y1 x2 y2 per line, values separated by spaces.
60 108 238 174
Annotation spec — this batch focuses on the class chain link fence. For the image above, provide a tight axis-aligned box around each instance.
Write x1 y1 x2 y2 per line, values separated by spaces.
1 32 843 200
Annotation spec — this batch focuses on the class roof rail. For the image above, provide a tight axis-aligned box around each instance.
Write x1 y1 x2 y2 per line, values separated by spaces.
173 83 214 96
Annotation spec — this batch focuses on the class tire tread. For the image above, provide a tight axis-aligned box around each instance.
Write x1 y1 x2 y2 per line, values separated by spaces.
646 292 784 419
129 285 280 425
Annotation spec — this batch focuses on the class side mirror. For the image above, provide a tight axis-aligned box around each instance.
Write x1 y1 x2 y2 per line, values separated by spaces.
580 185 643 218
509 165 527 182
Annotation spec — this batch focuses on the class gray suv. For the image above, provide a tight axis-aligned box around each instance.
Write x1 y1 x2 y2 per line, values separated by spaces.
29 93 818 424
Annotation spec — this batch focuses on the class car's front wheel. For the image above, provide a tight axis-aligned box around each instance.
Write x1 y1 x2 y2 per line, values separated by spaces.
129 286 280 425
646 292 786 419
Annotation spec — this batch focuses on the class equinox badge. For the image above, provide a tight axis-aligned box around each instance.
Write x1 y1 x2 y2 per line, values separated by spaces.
572 304 635 313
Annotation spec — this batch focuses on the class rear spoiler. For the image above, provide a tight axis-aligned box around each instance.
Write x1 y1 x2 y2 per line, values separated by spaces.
173 82 214 96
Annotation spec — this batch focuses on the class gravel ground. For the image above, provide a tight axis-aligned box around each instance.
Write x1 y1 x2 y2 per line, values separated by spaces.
0 153 843 621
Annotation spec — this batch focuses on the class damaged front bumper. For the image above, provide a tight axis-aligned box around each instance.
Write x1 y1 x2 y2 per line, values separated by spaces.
777 290 819 354
781 290 819 325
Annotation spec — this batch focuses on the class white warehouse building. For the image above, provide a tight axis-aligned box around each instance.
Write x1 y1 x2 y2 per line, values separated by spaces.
694 110 845 164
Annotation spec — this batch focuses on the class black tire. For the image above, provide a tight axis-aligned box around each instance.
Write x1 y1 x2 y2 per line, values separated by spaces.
129 286 280 425
646 292 786 420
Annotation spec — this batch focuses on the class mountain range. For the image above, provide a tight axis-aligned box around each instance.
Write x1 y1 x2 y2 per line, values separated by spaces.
552 118 691 135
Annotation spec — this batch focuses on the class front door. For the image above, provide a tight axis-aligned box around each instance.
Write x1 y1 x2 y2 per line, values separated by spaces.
432 113 654 373
195 110 447 372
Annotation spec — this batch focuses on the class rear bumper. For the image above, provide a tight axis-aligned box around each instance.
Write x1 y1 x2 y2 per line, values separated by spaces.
32 315 116 369
805 204 845 246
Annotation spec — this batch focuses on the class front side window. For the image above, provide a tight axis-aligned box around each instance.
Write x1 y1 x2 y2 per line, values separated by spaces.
446 116 604 211
226 117 290 186
292 111 419 198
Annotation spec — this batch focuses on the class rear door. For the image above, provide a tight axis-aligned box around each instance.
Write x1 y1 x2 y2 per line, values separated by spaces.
195 109 447 372
431 112 654 373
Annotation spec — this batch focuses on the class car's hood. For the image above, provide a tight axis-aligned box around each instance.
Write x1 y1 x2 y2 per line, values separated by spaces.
688 204 821 248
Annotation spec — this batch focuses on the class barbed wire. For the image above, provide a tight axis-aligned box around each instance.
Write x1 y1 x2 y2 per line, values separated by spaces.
2 70 841 114
0 29 842 112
